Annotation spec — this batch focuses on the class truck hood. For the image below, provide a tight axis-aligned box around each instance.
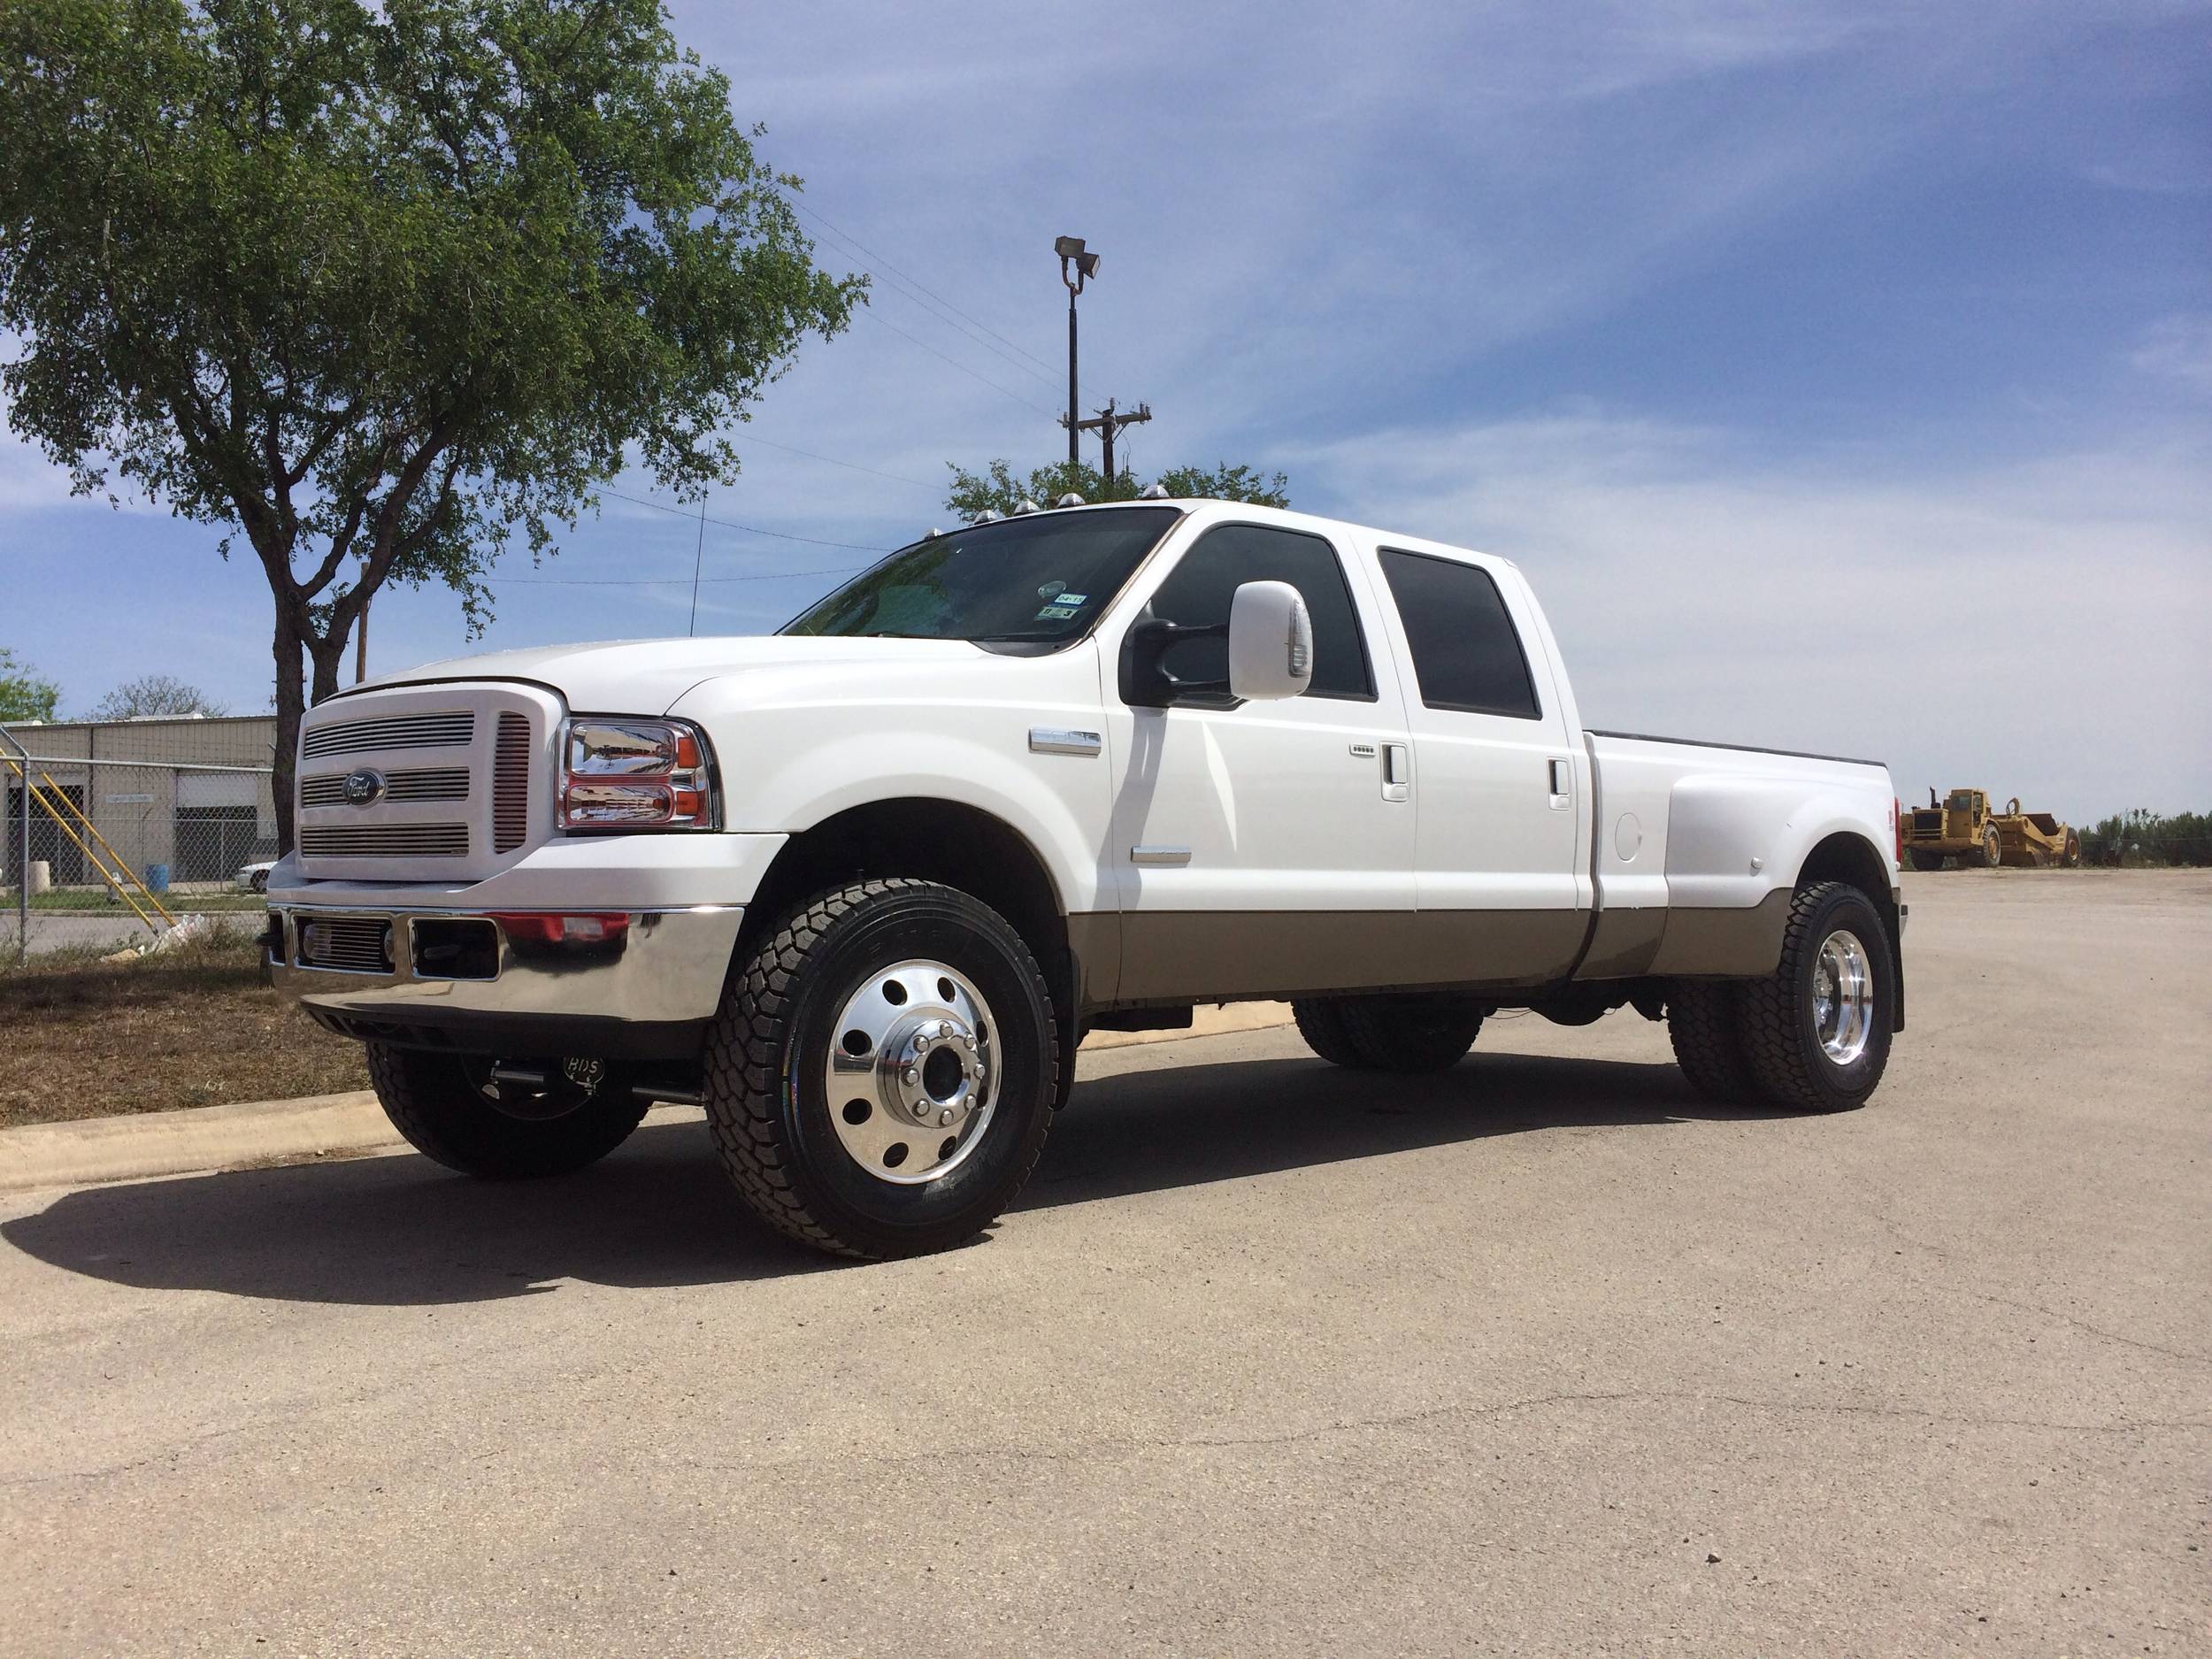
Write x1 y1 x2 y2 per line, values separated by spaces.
340 634 987 715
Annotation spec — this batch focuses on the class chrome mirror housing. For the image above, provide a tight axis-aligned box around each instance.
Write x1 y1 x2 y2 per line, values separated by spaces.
1226 580 1313 702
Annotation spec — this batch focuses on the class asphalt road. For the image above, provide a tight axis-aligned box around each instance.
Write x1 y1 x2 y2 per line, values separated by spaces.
3 870 2206 1656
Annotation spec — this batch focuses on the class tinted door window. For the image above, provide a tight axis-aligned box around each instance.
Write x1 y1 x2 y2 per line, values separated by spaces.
1145 524 1373 700
1378 549 1541 718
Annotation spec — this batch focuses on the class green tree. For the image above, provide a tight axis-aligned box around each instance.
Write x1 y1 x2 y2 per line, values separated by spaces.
0 0 863 849
2080 807 2212 868
945 457 1290 520
86 673 228 721
0 647 62 723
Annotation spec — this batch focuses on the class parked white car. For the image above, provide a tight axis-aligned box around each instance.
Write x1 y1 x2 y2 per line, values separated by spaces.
268 498 1904 1257
234 860 274 894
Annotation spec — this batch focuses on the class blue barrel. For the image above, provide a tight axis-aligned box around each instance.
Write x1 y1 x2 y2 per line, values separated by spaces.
144 863 170 894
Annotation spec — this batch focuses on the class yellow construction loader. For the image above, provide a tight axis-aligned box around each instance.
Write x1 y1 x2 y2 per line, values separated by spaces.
1901 788 2080 870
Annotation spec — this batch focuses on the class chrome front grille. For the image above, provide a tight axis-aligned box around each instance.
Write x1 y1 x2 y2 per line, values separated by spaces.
299 823 470 858
493 712 530 854
294 686 553 877
299 766 471 807
294 914 394 974
301 710 475 759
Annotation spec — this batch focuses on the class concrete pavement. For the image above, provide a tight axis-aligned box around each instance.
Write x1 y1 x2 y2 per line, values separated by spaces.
1 870 2207 1655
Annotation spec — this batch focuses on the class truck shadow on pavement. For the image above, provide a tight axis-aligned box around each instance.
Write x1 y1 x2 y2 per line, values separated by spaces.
3 1051 1785 1307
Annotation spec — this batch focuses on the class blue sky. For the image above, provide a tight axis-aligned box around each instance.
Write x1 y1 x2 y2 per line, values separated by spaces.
3 0 2207 817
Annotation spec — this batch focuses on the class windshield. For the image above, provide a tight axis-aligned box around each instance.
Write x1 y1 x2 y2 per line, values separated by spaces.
784 507 1180 645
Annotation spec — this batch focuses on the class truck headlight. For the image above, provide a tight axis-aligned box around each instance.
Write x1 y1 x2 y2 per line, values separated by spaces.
557 718 718 831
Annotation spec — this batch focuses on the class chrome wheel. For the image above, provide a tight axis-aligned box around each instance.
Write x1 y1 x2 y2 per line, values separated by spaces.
822 958 998 1185
1811 929 1874 1064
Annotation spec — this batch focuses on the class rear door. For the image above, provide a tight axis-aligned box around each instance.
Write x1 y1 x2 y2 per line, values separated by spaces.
1368 545 1586 984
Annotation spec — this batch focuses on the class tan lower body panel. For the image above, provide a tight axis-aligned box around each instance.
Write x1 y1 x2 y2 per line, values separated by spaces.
1071 892 1795 1009
1099 909 1588 1006
1641 888 1794 978
1574 907 1668 979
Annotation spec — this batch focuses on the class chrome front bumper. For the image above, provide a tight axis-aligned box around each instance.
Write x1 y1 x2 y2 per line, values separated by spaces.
269 904 745 1062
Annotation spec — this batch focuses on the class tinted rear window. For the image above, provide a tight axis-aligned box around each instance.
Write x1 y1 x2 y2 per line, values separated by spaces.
1378 549 1541 719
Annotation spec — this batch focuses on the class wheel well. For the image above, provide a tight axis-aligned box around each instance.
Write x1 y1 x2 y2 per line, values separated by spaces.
1797 830 1905 1030
740 798 1073 1015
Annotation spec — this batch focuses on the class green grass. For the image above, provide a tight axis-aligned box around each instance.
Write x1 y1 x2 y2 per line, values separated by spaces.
12 888 269 914
0 918 369 1126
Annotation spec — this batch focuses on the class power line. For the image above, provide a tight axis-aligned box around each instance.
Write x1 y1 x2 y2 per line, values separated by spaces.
795 202 1083 401
796 202 1062 378
856 309 1060 419
596 486 894 551
739 433 936 489
500 566 865 587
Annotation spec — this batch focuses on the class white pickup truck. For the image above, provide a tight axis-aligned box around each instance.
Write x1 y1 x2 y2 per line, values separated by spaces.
268 497 1904 1258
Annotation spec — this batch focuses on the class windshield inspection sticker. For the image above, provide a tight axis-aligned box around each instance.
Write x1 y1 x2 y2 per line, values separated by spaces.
1035 603 1080 620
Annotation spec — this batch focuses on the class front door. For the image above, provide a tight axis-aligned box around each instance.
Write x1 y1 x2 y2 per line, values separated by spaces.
1101 520 1415 1002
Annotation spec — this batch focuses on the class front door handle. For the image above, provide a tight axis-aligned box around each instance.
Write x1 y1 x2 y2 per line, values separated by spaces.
1548 757 1572 810
1382 742 1410 803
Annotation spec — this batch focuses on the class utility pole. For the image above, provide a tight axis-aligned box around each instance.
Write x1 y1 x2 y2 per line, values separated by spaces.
1053 235 1100 465
1071 398 1153 492
354 593 369 684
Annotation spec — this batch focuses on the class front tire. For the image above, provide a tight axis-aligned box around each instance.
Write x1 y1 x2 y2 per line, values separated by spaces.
1735 881 1894 1113
365 1046 648 1178
703 879 1059 1259
1291 992 1486 1072
1981 826 2002 868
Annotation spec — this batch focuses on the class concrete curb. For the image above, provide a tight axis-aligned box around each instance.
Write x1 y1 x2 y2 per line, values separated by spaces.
0 1002 1294 1196
0 1091 394 1195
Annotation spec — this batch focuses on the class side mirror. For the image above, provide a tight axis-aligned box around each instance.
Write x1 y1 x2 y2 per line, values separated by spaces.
1226 580 1312 702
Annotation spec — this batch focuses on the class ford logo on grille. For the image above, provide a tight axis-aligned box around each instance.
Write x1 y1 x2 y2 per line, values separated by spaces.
341 767 387 808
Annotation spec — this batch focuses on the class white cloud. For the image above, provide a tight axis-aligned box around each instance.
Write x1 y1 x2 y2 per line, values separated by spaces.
0 365 81 511
0 353 165 515
1286 411 2212 818
2132 314 2212 395
0 425 77 511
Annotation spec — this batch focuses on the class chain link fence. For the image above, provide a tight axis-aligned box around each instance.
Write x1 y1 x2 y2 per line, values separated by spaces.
5 716 279 959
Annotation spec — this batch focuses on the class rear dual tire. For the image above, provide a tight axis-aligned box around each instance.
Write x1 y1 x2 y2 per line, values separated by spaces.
1293 992 1486 1073
1668 881 1894 1114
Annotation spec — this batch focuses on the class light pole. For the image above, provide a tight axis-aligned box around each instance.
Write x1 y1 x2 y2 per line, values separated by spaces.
1054 235 1100 466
